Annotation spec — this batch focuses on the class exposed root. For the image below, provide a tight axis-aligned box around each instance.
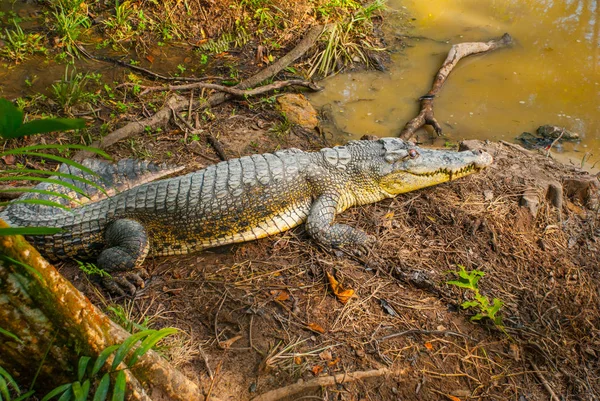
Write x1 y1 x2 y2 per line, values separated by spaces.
399 33 513 140
73 25 326 161
251 368 392 401
137 80 322 97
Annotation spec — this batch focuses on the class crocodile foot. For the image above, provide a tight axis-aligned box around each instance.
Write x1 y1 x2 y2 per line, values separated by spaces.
101 268 149 297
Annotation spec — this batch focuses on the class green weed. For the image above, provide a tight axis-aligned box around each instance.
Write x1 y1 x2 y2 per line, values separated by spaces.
0 365 35 401
51 67 99 112
309 0 386 77
0 22 47 63
41 328 176 401
52 3 91 57
76 260 111 278
447 264 504 327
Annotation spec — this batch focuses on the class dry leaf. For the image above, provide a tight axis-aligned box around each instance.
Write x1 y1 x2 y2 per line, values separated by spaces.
1 155 16 165
424 341 433 350
384 211 395 219
307 323 325 334
327 357 340 367
445 396 461 401
319 349 332 361
294 356 302 365
326 272 355 304
145 55 155 63
311 365 323 376
220 335 242 349
270 289 290 301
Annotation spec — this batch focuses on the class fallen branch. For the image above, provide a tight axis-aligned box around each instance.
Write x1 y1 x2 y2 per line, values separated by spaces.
251 368 390 401
138 79 321 96
73 25 325 161
399 33 513 140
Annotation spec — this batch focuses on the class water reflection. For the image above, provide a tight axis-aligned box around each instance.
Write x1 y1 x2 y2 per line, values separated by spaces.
310 0 600 172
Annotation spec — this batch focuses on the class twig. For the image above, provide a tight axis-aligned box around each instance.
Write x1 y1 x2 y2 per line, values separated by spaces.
529 359 561 401
138 79 322 96
378 328 475 342
251 368 391 401
546 129 564 157
399 33 513 140
73 25 325 161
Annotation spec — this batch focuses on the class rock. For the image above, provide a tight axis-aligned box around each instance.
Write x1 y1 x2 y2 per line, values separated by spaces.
563 176 600 209
484 190 494 202
459 139 485 151
276 94 318 130
537 125 580 140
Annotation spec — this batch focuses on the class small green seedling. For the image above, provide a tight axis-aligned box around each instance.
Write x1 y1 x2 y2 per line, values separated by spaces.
76 260 111 278
447 264 504 327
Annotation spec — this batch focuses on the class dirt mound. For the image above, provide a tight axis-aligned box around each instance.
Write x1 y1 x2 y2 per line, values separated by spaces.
67 132 599 400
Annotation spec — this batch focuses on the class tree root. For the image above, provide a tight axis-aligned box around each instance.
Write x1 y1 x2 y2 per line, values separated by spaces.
73 25 326 161
137 79 321 96
251 368 390 401
399 33 513 140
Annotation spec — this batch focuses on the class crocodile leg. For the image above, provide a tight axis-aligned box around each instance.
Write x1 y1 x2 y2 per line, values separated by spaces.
97 219 150 295
306 193 370 251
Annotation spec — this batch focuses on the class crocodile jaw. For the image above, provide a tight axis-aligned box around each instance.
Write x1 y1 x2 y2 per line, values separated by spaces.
379 149 493 195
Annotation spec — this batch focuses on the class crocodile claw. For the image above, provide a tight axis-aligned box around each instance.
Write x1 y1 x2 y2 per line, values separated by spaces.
101 269 148 297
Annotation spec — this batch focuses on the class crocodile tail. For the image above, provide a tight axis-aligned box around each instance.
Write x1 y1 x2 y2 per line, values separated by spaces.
8 159 184 215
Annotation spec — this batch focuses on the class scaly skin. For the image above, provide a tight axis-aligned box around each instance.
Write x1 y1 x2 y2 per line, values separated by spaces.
1 138 492 293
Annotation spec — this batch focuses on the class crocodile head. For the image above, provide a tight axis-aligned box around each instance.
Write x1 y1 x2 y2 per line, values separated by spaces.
357 138 493 196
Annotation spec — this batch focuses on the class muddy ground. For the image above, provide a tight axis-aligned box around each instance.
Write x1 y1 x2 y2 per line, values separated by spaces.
2 1 599 399
52 101 599 401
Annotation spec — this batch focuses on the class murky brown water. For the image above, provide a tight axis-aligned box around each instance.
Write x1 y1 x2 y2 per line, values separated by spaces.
310 0 600 172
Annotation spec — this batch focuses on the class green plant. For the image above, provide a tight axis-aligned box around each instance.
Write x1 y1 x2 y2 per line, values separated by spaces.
0 365 35 401
309 0 386 77
76 260 111 278
106 303 153 333
269 115 292 137
447 264 504 327
41 328 176 401
0 22 47 63
0 98 109 236
52 3 91 57
51 67 99 112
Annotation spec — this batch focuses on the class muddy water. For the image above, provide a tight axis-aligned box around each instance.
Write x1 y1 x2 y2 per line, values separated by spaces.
310 0 600 172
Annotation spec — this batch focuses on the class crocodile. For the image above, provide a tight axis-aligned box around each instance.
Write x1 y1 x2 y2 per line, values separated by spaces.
1 138 492 293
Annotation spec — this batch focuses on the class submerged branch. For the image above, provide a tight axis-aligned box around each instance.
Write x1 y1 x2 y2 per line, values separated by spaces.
399 33 513 140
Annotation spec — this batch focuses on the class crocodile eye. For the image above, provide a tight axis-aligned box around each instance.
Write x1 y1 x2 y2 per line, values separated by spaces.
408 149 419 158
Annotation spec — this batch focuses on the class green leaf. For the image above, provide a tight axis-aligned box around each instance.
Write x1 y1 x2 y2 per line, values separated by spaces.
111 371 126 401
77 356 91 382
470 313 485 321
2 167 107 194
0 144 111 160
0 176 90 199
446 280 473 290
91 344 120 376
13 390 36 401
0 326 22 343
57 387 73 401
92 374 110 401
77 380 90 401
15 118 85 137
41 383 72 401
0 255 44 281
461 300 479 309
0 376 10 401
0 98 24 139
0 188 75 202
0 366 20 393
0 199 71 211
71 382 82 400
0 227 64 236
128 327 177 366
111 331 152 371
